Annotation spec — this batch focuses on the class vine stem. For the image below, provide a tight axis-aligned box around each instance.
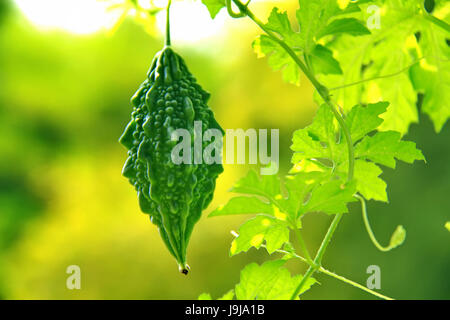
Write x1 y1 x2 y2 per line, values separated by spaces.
290 212 343 299
422 13 450 33
292 223 315 267
261 245 393 300
165 0 172 46
231 0 354 181
229 0 355 299
319 267 392 300
329 58 424 91
356 194 394 252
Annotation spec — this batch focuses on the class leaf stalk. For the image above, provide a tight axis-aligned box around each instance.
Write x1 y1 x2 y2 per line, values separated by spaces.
165 0 172 46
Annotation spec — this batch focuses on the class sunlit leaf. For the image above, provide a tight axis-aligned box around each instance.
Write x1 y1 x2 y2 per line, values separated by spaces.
302 179 356 215
235 260 316 300
201 0 225 19
230 215 289 255
310 45 343 75
388 225 406 249
317 18 370 38
209 197 273 217
198 293 213 300
291 103 424 202
355 131 425 169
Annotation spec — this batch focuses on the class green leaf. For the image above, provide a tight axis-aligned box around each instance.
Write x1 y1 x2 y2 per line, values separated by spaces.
252 8 305 85
230 215 289 256
291 104 346 164
388 225 406 249
201 0 225 19
253 35 301 85
318 18 371 38
345 102 388 142
302 179 357 215
445 222 450 232
281 171 326 218
198 293 212 300
290 129 328 163
291 103 424 202
231 170 281 200
218 290 235 300
320 0 450 133
411 18 450 132
198 290 235 300
370 72 418 135
211 169 344 228
355 131 425 169
296 0 340 53
310 45 343 75
253 1 368 85
411 63 450 133
353 159 387 202
209 196 273 217
307 103 336 142
265 7 295 36
235 260 316 300
212 170 305 222
291 104 347 164
295 0 369 52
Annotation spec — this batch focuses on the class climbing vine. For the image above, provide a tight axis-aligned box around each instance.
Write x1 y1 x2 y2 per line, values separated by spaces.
115 0 449 299
199 0 448 300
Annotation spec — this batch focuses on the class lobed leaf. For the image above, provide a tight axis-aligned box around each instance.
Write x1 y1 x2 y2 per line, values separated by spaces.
310 45 343 75
352 159 387 201
253 2 369 84
252 8 303 86
201 0 225 19
198 290 235 300
345 102 388 142
230 170 281 200
320 0 450 133
355 131 425 169
302 179 357 215
253 35 302 85
291 102 424 202
235 260 316 300
209 196 273 217
411 17 450 132
230 215 290 256
317 18 370 38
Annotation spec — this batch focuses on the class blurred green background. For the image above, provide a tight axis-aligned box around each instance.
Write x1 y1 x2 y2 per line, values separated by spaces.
0 0 448 299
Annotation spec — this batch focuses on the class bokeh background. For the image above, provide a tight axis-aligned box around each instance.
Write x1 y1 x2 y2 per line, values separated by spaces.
0 0 448 299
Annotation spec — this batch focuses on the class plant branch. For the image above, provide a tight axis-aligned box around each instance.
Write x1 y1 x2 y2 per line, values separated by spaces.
422 13 450 33
290 211 343 299
265 246 393 300
292 224 315 267
318 267 393 300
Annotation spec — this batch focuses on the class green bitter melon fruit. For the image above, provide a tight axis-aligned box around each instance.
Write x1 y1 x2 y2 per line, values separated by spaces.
119 46 223 274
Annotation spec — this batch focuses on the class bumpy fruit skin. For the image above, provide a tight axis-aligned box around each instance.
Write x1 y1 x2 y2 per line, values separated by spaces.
119 47 223 273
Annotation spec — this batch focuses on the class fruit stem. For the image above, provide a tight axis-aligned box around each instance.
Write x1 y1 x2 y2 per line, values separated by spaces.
165 0 172 46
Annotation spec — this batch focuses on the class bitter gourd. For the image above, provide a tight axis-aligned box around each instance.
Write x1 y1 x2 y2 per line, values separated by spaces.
119 46 223 274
